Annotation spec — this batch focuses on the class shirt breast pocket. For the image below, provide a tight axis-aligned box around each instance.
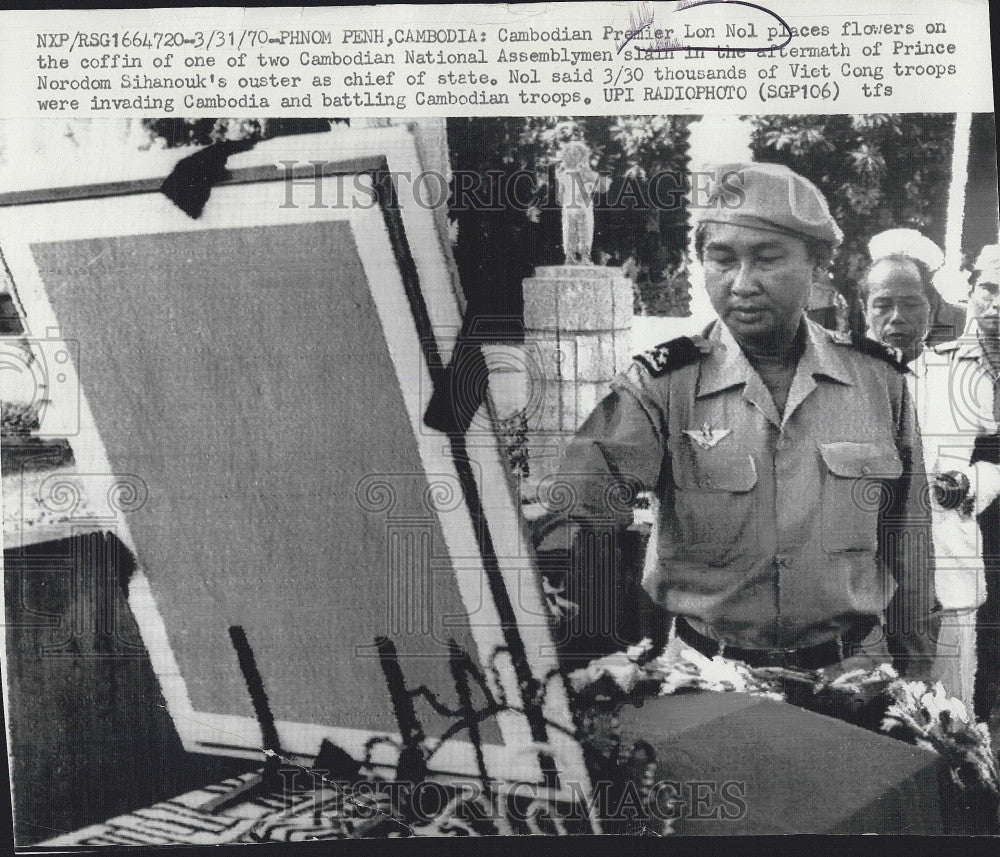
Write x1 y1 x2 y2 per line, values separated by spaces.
670 443 758 564
819 442 903 554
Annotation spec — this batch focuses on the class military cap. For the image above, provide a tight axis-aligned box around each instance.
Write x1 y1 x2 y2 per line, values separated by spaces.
867 228 944 271
691 162 843 248
975 244 1000 284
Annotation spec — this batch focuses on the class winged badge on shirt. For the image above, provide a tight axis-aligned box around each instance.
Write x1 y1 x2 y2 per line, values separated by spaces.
683 422 732 449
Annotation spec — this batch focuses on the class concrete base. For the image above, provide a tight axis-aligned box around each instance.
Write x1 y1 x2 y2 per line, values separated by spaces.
522 265 634 332
491 265 633 494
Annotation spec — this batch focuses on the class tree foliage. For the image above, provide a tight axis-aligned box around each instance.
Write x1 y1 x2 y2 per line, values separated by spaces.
140 114 970 323
142 117 340 146
447 115 694 325
746 113 957 299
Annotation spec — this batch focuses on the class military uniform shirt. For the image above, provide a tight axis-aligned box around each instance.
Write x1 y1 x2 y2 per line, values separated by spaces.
536 318 937 673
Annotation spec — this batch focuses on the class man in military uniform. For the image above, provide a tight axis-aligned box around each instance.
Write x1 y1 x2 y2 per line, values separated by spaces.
533 163 939 680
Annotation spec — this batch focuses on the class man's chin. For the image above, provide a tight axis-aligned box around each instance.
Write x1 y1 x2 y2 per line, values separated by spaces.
882 335 921 357
723 317 777 346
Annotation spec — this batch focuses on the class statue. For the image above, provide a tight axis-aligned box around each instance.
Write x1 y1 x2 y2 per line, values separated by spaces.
555 141 610 265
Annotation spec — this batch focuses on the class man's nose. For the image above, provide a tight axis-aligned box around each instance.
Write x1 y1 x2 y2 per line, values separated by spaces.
886 305 908 326
729 262 759 295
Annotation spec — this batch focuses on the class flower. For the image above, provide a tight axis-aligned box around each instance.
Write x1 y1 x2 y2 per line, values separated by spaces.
653 647 783 700
568 651 643 695
626 638 654 662
572 644 1000 812
919 682 971 727
879 678 1000 801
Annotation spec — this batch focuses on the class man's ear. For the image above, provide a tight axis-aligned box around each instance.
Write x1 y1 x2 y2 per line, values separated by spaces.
854 275 869 314
852 284 870 325
808 248 831 283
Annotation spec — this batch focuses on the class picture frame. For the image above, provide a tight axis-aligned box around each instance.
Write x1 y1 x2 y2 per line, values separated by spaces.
0 126 590 801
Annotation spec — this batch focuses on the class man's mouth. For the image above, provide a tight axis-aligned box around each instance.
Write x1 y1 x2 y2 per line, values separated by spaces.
729 305 766 321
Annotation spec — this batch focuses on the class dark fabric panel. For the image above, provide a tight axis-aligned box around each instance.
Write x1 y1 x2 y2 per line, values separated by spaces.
4 534 256 845
28 219 497 743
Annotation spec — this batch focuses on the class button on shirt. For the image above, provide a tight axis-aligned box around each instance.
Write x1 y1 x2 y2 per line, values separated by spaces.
535 318 937 673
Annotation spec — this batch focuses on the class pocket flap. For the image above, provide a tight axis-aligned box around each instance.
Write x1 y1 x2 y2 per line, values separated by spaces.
676 449 758 492
819 442 903 479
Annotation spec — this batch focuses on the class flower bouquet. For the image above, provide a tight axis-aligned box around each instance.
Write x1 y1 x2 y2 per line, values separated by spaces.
568 639 1000 830
881 680 1000 829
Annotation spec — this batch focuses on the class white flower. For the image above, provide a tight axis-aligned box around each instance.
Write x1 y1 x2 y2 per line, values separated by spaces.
890 679 930 711
659 672 702 695
568 651 642 694
919 682 970 725
756 690 786 702
626 638 654 662
655 647 783 698
676 645 711 668
602 656 643 693
697 656 749 692
866 663 899 682
567 663 604 694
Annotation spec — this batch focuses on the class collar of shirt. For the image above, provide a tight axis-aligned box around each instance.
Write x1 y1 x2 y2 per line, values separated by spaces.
697 318 854 427
927 335 1000 428
946 334 1000 381
954 335 984 361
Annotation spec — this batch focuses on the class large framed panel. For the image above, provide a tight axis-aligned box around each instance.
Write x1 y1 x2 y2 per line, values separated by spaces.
0 128 587 797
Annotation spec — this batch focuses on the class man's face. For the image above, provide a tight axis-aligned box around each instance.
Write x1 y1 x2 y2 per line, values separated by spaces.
863 258 930 363
969 276 1000 341
701 223 816 347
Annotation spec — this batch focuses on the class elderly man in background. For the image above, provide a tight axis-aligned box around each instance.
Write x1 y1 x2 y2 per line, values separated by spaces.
534 164 938 681
863 231 1000 712
867 228 967 347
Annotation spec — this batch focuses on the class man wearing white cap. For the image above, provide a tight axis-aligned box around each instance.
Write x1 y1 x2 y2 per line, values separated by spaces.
862 230 1000 712
534 163 939 680
865 228 966 349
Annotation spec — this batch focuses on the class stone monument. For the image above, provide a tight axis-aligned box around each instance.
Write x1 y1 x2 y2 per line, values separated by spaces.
492 141 632 491
555 141 610 265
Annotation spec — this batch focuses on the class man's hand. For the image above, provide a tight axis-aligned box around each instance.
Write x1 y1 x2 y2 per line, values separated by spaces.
931 470 973 513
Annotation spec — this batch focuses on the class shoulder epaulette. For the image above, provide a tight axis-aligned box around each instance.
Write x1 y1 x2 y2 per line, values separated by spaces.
846 335 909 372
633 336 712 378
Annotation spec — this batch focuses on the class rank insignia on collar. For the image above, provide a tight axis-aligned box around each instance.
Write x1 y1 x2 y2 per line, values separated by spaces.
633 336 713 378
683 422 731 449
635 343 673 376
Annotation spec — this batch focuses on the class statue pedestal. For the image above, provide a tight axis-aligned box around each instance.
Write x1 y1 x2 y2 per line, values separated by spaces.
488 265 632 494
